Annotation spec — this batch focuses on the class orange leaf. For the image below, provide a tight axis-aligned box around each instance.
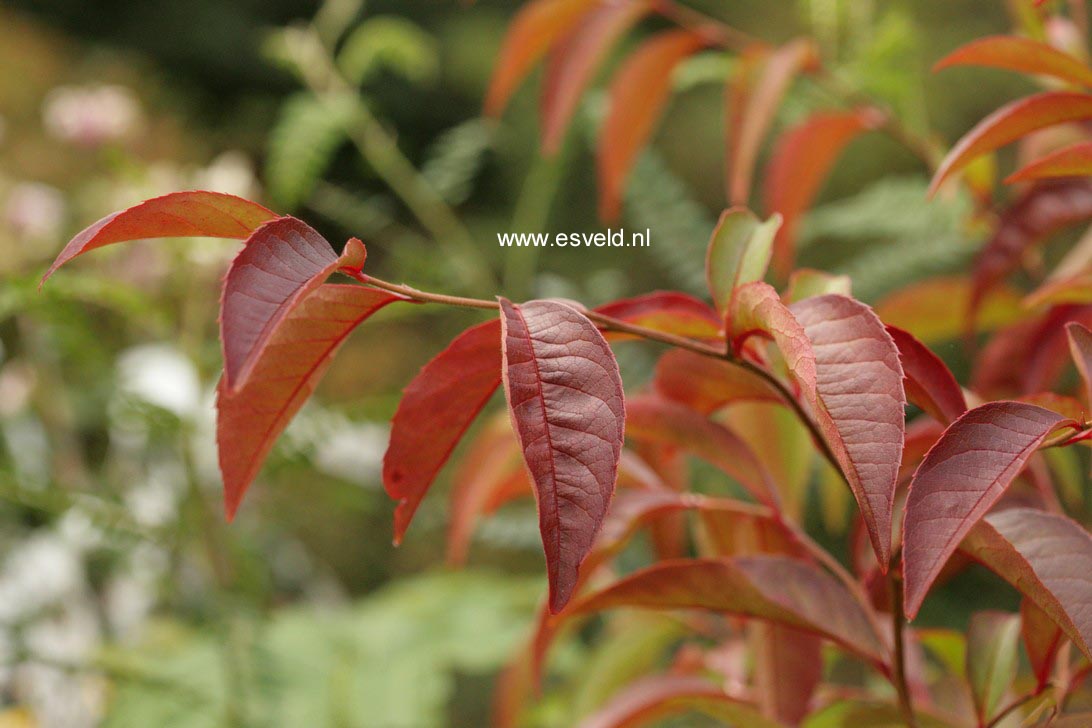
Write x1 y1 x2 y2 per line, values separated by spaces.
934 35 1092 88
540 0 650 155
763 109 878 277
483 0 597 117
930 91 1092 195
597 29 707 220
1006 140 1092 183
216 284 408 519
726 38 819 206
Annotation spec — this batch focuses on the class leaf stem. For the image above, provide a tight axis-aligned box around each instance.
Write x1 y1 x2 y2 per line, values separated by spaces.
890 572 919 728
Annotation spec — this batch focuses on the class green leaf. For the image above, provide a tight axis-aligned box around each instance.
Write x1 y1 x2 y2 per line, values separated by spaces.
705 208 781 316
966 611 1020 723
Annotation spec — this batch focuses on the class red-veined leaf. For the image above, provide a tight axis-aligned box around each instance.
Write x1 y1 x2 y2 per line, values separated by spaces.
972 180 1092 317
727 38 820 205
1024 272 1092 309
540 0 650 154
705 207 780 316
965 611 1020 724
1067 322 1092 409
598 29 707 221
934 35 1092 88
875 276 1025 344
594 291 721 341
791 295 906 568
885 325 967 425
902 402 1076 618
42 190 276 285
1007 140 1092 183
579 675 779 728
961 507 1092 662
484 0 596 116
1022 598 1064 689
785 268 852 303
930 92 1092 195
567 556 889 666
763 109 878 277
385 319 502 544
216 284 408 518
499 298 625 612
625 394 778 507
220 218 365 390
653 349 780 414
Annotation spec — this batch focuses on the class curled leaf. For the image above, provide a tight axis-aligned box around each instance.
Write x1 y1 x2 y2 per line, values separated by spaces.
217 284 408 518
499 298 625 612
385 319 503 544
704 207 780 316
903 402 1075 618
42 190 276 285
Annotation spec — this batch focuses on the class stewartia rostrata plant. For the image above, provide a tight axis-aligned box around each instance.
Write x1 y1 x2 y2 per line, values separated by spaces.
40 0 1092 724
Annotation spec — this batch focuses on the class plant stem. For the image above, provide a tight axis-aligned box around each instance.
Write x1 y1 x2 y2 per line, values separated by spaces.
890 572 919 728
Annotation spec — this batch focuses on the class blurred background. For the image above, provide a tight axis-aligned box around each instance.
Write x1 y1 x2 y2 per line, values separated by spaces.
0 0 1045 725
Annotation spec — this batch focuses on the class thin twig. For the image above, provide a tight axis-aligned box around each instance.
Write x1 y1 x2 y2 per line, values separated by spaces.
890 573 919 728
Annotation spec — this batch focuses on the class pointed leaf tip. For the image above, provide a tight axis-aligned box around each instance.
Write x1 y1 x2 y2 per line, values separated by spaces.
499 298 625 612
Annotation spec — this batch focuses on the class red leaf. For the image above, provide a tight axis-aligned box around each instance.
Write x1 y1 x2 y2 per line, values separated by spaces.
385 319 503 544
704 207 780 316
653 349 780 414
752 623 822 725
539 0 650 155
220 218 366 390
1022 598 1063 689
1067 322 1092 410
962 507 1092 662
216 284 408 518
42 190 276 285
792 295 906 568
625 395 778 508
885 325 967 425
597 29 707 220
567 556 889 665
934 35 1092 88
1007 140 1092 183
763 109 878 277
499 298 625 612
726 281 815 386
580 674 778 728
902 402 1075 618
930 91 1092 195
483 0 596 117
593 291 721 342
727 38 820 205
972 180 1092 317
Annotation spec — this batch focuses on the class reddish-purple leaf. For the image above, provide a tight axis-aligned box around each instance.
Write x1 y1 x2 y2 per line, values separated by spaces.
653 349 780 414
580 675 778 728
42 190 277 285
539 0 650 154
962 507 1092 662
972 180 1092 317
598 29 707 221
727 39 819 205
930 92 1092 195
499 298 625 613
567 556 889 665
903 403 1075 618
1067 322 1092 410
763 109 877 277
934 35 1092 88
726 281 816 388
752 623 822 725
220 218 366 390
1007 140 1092 184
1022 598 1063 690
885 325 967 425
594 291 721 342
791 295 906 568
384 318 503 544
217 284 408 518
625 395 778 508
483 0 596 117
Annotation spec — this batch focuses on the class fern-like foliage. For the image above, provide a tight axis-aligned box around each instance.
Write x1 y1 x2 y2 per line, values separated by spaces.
337 16 438 86
421 120 493 206
265 94 358 210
